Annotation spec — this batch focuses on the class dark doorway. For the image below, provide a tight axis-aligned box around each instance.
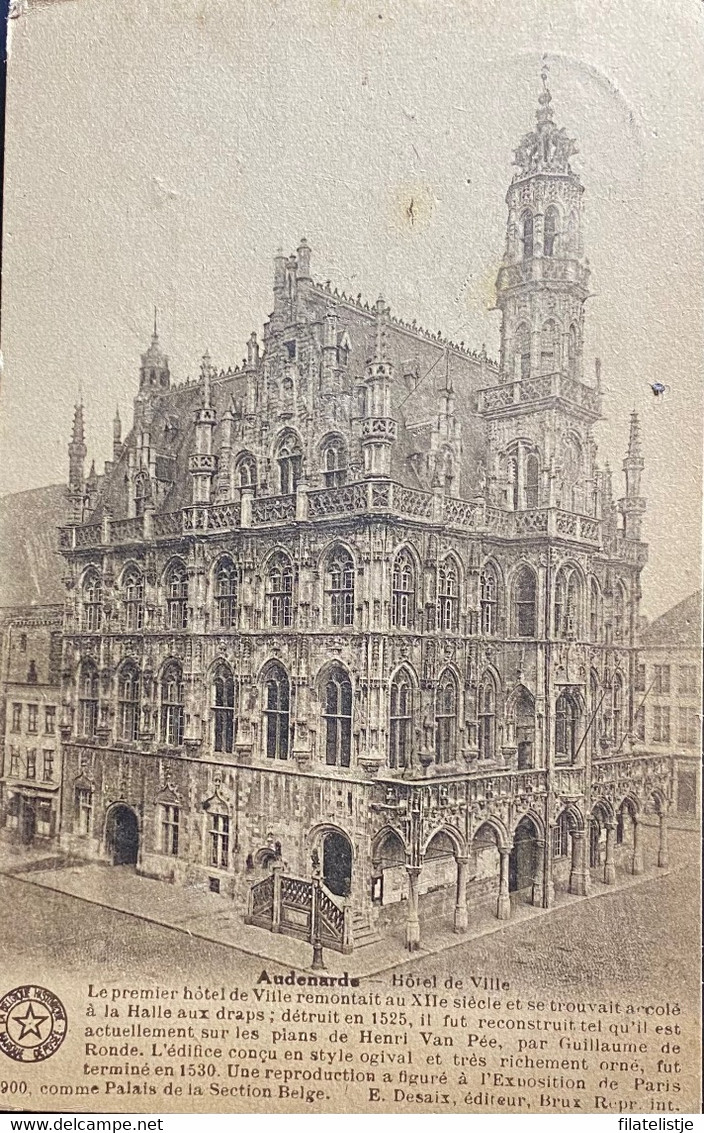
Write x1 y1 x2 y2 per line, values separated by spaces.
323 831 352 897
21 800 36 846
509 818 537 894
108 806 139 866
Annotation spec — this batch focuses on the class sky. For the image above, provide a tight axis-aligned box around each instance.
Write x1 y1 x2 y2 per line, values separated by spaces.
1 0 703 619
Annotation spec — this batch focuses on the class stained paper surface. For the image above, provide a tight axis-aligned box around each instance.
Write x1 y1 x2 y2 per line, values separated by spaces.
0 0 701 1116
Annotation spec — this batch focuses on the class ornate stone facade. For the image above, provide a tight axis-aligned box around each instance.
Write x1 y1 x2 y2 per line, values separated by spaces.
53 76 673 951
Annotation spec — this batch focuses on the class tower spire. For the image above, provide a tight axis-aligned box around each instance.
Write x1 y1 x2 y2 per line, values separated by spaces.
619 412 646 540
68 402 87 524
626 408 643 465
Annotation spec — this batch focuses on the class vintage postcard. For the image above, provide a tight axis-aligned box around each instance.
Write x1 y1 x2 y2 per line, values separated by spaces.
0 0 701 1117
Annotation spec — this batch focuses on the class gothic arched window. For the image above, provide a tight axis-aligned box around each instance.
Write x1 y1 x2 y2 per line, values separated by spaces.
213 664 235 754
78 662 99 737
322 437 347 488
478 673 497 761
521 210 534 260
435 670 457 765
325 546 355 627
567 324 578 377
614 581 627 643
480 565 499 635
134 473 149 518
118 663 140 742
544 206 558 257
515 323 531 380
323 666 352 767
123 568 144 632
512 688 535 769
555 690 579 763
567 210 578 252
514 566 537 637
561 435 582 511
215 558 238 630
554 566 582 639
389 669 413 769
165 561 188 630
263 663 289 760
392 550 415 629
541 319 559 373
236 454 257 490
438 557 460 632
589 669 600 756
82 571 102 633
160 663 184 747
266 553 294 628
612 672 624 748
275 433 302 495
507 455 519 510
589 578 601 642
525 452 540 509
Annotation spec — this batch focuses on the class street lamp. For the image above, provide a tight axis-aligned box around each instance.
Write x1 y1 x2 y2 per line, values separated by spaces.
311 849 326 971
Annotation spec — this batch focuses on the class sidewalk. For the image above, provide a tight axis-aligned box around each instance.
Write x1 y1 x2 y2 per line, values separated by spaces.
0 842 688 978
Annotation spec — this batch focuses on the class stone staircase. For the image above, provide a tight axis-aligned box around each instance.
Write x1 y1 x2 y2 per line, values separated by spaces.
352 910 381 949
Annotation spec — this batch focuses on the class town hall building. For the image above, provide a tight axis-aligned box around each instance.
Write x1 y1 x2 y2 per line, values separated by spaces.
52 74 674 952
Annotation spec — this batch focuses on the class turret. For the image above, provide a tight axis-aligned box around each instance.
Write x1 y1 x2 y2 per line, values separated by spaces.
496 68 589 384
188 351 218 505
297 237 312 281
619 410 646 540
112 407 122 461
361 298 397 478
246 331 260 371
68 403 87 524
218 397 235 499
321 305 339 395
139 313 170 397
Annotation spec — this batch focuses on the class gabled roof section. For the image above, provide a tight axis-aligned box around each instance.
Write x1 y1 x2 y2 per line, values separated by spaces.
0 484 67 606
640 591 702 648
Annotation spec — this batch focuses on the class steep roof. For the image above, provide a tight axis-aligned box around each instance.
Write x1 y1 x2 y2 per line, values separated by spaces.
640 590 702 649
0 484 67 606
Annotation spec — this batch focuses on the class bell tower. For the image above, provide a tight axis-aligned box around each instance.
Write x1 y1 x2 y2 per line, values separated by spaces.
481 70 601 518
497 67 589 384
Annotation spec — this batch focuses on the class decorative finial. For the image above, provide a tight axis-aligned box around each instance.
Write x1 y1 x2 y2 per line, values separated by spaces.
537 59 554 126
153 305 158 339
200 350 213 408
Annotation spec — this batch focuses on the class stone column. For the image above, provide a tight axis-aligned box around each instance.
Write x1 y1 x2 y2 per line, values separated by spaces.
496 848 511 920
569 830 589 896
531 839 545 906
271 861 283 933
405 865 422 951
603 822 616 885
454 856 469 933
631 818 644 874
544 831 555 907
658 812 669 868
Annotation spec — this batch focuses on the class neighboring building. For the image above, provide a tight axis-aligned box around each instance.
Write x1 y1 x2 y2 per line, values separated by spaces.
0 485 67 846
44 75 676 951
636 592 701 820
0 606 63 846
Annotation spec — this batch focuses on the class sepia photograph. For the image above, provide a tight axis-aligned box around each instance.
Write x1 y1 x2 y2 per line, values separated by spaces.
0 0 701 1116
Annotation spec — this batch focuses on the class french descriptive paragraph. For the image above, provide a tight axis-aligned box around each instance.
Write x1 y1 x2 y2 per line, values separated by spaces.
0 971 693 1114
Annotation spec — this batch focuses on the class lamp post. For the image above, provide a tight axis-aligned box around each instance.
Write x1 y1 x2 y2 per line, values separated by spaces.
311 849 326 971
